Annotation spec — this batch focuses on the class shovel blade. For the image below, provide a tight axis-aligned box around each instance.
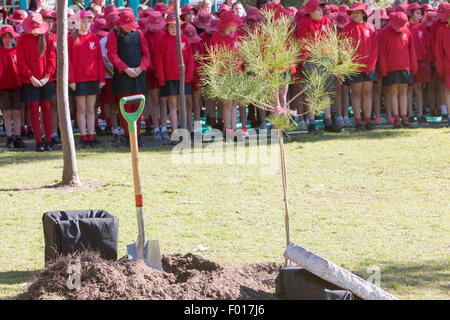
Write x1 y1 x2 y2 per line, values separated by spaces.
127 240 162 270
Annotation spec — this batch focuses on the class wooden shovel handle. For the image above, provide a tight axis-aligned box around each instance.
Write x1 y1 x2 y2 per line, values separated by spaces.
129 131 143 207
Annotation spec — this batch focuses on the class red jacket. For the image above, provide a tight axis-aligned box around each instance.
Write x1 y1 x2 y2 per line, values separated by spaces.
210 31 239 51
144 30 165 75
106 30 151 74
435 24 450 75
295 15 333 62
408 22 431 63
199 31 213 49
0 46 21 90
49 32 57 81
69 32 106 84
155 32 194 86
378 25 418 78
430 20 446 63
16 33 56 84
342 21 378 74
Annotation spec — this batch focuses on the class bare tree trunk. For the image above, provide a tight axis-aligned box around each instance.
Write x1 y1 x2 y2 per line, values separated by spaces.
174 0 187 131
278 129 290 267
57 0 81 186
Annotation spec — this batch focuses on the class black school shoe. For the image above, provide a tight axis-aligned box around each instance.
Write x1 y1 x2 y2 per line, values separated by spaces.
6 137 14 148
14 136 25 148
80 140 90 149
364 122 375 130
35 142 45 152
417 116 427 124
44 142 53 151
307 123 316 134
104 126 112 135
355 123 364 131
96 126 105 136
145 126 154 136
324 123 343 133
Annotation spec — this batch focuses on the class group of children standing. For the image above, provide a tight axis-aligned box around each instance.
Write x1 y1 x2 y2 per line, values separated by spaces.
0 1 449 151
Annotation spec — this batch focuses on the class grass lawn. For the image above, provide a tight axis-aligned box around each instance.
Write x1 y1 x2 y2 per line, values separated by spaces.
0 126 449 300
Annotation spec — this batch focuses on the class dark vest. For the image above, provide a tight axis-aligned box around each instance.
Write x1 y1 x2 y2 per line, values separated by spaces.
112 30 148 95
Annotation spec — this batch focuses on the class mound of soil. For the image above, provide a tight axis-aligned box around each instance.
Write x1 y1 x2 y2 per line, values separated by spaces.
18 251 282 300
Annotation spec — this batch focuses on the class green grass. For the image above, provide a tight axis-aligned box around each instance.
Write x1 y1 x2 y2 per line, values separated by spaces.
0 127 449 300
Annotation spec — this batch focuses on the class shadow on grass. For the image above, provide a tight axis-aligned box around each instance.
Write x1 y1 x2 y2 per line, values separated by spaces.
0 270 38 285
352 259 450 295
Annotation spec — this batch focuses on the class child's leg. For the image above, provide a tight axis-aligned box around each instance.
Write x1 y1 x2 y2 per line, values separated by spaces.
407 85 414 117
239 105 247 129
231 100 237 130
168 95 178 134
446 88 450 120
279 84 289 109
290 83 303 120
192 90 201 131
439 82 448 115
204 97 216 125
399 84 408 119
40 100 52 143
50 98 59 135
335 80 343 120
149 89 160 130
362 81 373 123
384 86 392 119
143 93 152 130
29 102 41 143
3 110 12 137
390 84 399 118
427 79 436 115
86 94 97 138
343 85 350 117
350 82 362 125
373 81 382 119
159 94 168 131
110 103 118 131
222 100 232 130
185 94 193 132
75 96 87 138
13 109 22 137
414 83 424 117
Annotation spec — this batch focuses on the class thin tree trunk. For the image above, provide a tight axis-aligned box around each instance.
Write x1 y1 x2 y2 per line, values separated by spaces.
174 0 187 131
57 0 81 186
278 129 290 267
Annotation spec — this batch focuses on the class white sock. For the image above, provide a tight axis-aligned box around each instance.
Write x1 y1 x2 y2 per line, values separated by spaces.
113 128 119 135
338 116 343 121
344 116 349 120
305 119 310 125
52 133 58 137
161 126 167 132
154 127 160 133
441 105 447 115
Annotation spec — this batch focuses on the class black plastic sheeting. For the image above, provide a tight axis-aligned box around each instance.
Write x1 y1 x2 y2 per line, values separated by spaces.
43 210 119 265
276 267 358 300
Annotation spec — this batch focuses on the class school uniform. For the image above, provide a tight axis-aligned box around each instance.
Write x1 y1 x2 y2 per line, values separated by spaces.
69 32 106 96
156 32 194 97
99 35 115 105
379 25 418 87
16 33 56 102
342 21 379 84
144 29 165 90
435 24 450 89
408 22 432 83
106 28 151 136
429 20 446 81
190 40 205 91
0 46 23 111
294 15 334 90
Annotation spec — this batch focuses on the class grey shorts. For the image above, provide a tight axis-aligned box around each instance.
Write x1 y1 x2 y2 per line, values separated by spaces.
302 61 335 93
0 89 24 111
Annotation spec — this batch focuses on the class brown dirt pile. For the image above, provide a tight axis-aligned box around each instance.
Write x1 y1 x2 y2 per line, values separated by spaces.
18 251 282 300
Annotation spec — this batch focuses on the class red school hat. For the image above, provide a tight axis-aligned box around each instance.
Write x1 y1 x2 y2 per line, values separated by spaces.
79 10 95 20
182 23 201 43
0 24 20 38
389 11 409 32
407 2 423 16
106 11 120 30
245 7 263 23
347 1 368 17
304 0 326 15
205 18 220 33
154 3 170 15
117 9 139 30
395 4 409 14
91 17 108 37
217 10 242 32
339 5 349 13
194 11 212 29
294 7 307 24
437 2 450 22
336 12 349 29
144 11 166 31
216 4 230 17
421 4 435 13
422 10 437 27
23 12 49 34
181 4 199 17
7 10 28 23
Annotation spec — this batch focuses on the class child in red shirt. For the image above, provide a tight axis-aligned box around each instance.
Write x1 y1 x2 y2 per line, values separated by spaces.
183 23 203 136
16 12 56 152
435 6 450 126
342 2 378 130
210 11 242 139
69 10 106 149
0 25 25 149
156 14 194 143
143 11 167 143
407 3 431 123
106 9 151 147
379 11 418 128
